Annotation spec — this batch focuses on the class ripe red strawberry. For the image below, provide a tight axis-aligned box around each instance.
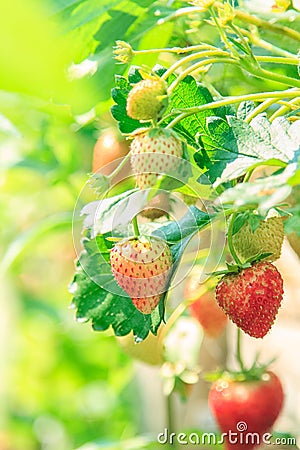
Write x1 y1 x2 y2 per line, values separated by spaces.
126 77 168 121
130 128 183 189
215 262 283 338
184 275 227 338
209 371 284 450
110 236 172 314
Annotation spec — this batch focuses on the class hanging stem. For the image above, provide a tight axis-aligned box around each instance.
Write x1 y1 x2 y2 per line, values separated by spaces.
132 215 140 237
241 28 296 58
108 152 131 181
256 67 300 89
236 328 245 372
166 393 177 447
161 48 229 81
269 96 300 121
227 213 243 266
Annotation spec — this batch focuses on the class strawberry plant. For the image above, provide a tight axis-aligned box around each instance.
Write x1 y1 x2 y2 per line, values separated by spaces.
67 0 300 447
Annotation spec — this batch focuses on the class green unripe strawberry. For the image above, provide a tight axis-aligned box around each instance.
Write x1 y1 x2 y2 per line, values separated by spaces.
232 216 284 262
126 78 168 121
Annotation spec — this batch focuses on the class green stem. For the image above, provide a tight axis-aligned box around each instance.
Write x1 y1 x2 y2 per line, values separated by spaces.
269 96 300 121
256 56 299 65
165 89 300 129
245 98 278 123
108 152 131 180
236 328 245 372
230 22 253 56
132 215 140 237
133 44 213 55
155 6 204 26
243 168 254 183
242 29 296 58
227 213 243 266
257 68 300 89
209 6 239 57
167 57 238 94
161 48 229 81
166 393 177 447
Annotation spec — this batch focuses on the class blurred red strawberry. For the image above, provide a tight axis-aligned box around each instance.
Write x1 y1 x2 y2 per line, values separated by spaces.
184 273 227 338
92 128 129 181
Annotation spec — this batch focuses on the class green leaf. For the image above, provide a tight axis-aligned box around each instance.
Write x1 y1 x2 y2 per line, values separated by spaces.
220 164 297 214
81 189 153 236
49 0 83 15
213 114 300 186
94 9 137 53
237 101 255 120
58 0 120 32
232 212 249 235
153 205 212 243
285 205 300 236
163 76 216 149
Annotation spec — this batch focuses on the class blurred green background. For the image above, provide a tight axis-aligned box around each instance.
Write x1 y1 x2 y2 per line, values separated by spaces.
1 0 300 449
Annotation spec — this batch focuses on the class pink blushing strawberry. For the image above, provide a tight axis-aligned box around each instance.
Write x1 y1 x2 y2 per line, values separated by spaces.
110 236 173 314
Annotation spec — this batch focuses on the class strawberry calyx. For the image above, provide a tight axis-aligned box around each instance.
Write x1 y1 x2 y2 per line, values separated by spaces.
205 359 277 383
209 252 273 277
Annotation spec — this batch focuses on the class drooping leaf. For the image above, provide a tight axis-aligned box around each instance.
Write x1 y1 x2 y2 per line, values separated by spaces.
210 115 300 185
220 163 297 214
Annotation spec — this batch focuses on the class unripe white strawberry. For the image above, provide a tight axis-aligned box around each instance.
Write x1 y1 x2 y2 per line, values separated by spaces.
130 128 183 189
126 77 168 121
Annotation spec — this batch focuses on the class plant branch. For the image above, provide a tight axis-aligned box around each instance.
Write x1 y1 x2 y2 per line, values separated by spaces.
161 48 229 81
165 89 300 129
167 57 238 93
256 56 298 65
160 286 209 343
245 98 280 123
257 67 300 89
269 96 300 121
132 44 215 55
